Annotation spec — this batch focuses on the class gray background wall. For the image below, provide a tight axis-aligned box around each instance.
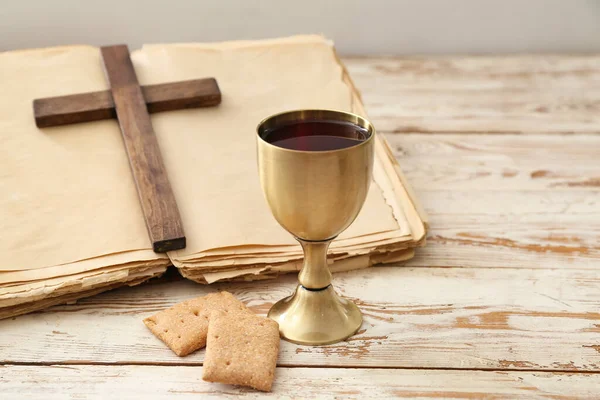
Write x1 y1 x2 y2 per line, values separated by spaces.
1 0 599 55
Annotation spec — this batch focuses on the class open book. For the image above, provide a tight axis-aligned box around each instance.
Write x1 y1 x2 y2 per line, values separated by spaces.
0 35 427 319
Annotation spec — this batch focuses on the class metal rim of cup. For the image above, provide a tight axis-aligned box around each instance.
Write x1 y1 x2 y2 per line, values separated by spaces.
256 109 375 154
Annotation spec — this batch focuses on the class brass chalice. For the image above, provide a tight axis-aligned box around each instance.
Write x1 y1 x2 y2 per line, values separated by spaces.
256 109 375 345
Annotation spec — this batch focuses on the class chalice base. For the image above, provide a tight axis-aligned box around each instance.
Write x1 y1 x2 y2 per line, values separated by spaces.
267 285 363 345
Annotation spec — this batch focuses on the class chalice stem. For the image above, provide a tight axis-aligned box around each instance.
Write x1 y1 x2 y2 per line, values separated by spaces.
297 239 333 290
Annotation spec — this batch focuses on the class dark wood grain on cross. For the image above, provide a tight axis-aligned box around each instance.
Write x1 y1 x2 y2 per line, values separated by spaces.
33 44 221 253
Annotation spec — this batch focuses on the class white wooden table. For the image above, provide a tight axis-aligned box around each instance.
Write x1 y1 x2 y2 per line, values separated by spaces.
2 55 599 399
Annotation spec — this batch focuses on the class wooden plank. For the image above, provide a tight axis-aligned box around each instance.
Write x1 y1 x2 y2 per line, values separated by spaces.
380 133 600 268
1 267 599 371
385 134 600 191
409 232 598 269
33 78 221 128
344 56 600 134
100 44 185 252
407 215 599 269
412 190 599 269
2 365 599 399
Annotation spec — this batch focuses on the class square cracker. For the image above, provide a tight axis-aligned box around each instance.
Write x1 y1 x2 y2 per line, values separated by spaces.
143 291 250 356
203 310 280 392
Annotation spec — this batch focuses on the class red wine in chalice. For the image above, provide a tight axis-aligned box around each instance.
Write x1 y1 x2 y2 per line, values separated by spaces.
264 120 369 151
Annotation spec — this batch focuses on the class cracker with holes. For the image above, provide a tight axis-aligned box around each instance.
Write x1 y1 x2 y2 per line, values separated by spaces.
202 310 280 392
143 291 250 356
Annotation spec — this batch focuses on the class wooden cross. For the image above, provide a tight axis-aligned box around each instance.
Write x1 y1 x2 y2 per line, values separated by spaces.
33 45 221 253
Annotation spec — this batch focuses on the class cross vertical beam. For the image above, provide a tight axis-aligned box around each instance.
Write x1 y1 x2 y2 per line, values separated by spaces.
100 45 185 252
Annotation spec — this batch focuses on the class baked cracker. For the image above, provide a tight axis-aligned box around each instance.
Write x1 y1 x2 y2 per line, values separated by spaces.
143 291 250 356
203 310 280 392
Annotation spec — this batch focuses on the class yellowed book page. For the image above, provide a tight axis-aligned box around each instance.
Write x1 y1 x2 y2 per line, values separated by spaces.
0 249 166 278
0 268 165 320
0 46 154 271
0 262 168 307
195 248 415 284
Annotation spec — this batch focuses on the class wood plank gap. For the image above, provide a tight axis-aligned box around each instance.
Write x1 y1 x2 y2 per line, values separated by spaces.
3 361 600 374
382 264 600 271
382 130 600 135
